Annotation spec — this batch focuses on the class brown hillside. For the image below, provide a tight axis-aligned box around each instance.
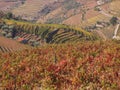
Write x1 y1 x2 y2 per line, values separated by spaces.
0 36 29 52
0 0 24 12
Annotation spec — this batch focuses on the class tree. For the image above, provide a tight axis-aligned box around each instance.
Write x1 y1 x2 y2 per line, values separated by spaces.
5 12 13 19
12 25 17 38
35 26 39 35
0 11 5 19
110 17 118 26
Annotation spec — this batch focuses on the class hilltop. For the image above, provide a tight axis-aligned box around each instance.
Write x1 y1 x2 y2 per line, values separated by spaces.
0 19 96 46
0 0 119 27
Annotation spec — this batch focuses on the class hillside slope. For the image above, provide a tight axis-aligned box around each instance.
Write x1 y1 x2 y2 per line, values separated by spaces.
12 0 58 21
0 0 25 12
1 19 97 45
0 41 120 89
11 0 98 24
103 0 120 18
1 0 118 27
0 36 30 53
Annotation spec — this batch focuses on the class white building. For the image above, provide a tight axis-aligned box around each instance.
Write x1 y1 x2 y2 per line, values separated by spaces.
97 0 111 5
97 0 105 5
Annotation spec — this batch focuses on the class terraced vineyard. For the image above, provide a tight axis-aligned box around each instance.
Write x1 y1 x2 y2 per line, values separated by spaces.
0 36 30 53
0 1 120 90
1 19 97 45
0 46 12 53
109 0 120 17
81 14 110 27
50 29 92 43
0 41 120 90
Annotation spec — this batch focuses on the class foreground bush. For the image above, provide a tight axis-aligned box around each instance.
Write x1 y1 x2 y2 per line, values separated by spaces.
0 41 120 90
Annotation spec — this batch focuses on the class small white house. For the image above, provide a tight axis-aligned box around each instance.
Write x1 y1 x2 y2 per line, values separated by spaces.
97 0 104 5
97 0 111 5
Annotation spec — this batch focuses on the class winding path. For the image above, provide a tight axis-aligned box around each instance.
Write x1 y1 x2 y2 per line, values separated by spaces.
113 24 120 39
99 8 120 39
